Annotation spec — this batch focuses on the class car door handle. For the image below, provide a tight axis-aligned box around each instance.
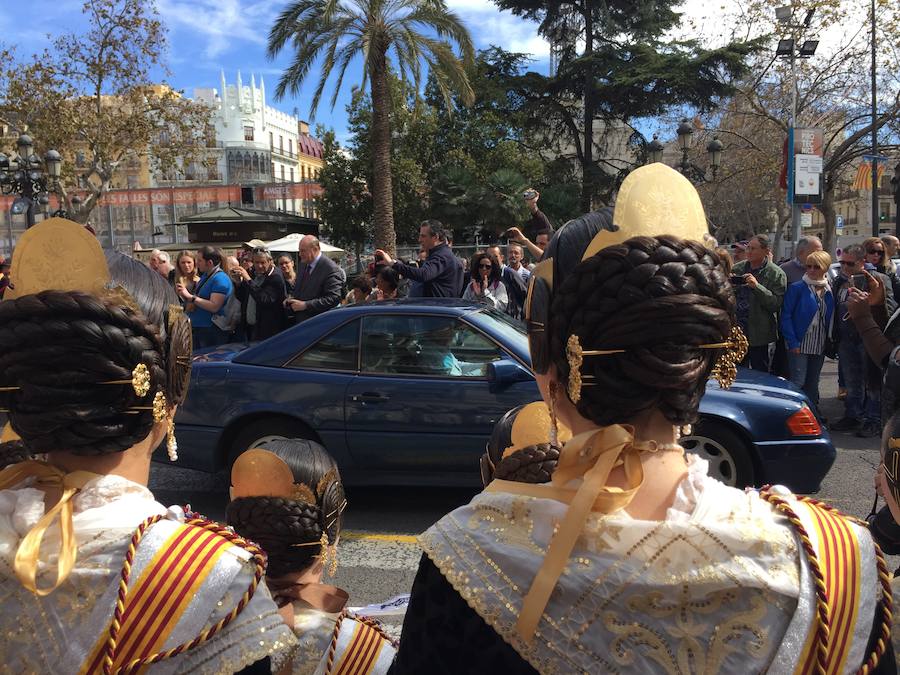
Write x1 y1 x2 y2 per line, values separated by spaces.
349 392 391 403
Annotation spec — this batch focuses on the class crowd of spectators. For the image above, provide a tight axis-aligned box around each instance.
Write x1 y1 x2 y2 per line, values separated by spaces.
143 201 549 353
714 233 900 439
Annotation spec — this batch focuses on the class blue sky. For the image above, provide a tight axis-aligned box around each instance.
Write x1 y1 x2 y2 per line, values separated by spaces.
0 0 552 141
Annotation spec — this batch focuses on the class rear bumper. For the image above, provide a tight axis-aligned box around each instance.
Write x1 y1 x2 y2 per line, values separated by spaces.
754 436 836 494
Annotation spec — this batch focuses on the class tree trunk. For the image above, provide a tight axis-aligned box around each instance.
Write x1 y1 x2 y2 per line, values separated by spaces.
369 53 397 255
821 175 837 256
579 0 594 213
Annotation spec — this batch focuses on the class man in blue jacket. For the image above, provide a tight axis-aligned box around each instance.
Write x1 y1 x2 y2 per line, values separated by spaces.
376 220 464 298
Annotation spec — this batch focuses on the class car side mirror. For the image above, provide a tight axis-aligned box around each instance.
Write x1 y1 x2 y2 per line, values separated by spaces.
488 359 533 388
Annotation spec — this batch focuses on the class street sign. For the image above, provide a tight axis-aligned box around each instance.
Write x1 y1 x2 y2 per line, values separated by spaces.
801 203 812 212
836 215 844 231
801 212 813 229
790 128 824 205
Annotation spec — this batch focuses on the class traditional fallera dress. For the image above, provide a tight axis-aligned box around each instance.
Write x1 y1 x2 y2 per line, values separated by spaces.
394 427 894 674
273 582 396 675
0 464 297 674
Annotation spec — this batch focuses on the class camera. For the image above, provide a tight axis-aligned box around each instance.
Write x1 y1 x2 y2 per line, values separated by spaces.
729 275 747 286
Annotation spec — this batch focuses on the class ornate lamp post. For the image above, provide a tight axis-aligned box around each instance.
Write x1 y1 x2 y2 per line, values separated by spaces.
647 135 664 164
0 133 63 228
646 120 723 183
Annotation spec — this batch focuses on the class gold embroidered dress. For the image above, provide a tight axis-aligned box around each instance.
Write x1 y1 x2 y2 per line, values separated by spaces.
0 471 297 673
419 452 882 674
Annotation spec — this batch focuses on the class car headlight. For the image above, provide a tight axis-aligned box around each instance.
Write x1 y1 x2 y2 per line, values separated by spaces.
786 405 822 437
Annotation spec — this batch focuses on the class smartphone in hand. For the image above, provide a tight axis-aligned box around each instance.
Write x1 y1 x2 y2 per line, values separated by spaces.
851 273 869 292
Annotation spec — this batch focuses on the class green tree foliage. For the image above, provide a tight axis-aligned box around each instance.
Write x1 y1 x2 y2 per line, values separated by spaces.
267 0 475 255
318 129 372 266
0 0 212 224
494 0 757 210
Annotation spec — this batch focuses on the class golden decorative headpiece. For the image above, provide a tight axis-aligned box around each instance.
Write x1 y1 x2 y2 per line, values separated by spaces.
505 401 572 458
564 326 748 403
230 448 317 503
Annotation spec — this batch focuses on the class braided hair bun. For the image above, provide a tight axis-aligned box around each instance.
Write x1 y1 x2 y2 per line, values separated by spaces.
482 403 560 485
543 209 735 427
0 251 184 456
226 439 346 578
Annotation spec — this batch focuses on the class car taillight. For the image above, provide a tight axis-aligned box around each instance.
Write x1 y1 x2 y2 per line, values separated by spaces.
787 406 822 436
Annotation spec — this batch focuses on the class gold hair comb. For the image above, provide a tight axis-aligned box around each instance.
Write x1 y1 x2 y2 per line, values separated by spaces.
0 363 153 398
565 327 749 402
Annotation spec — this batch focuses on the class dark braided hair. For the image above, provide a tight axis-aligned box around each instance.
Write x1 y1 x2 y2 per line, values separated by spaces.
545 215 735 427
0 251 187 456
226 439 346 578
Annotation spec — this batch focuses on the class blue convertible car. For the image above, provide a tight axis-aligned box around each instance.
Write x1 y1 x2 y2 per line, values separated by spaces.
171 299 836 493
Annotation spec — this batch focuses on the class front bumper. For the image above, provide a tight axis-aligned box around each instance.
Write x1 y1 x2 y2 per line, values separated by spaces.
754 436 837 494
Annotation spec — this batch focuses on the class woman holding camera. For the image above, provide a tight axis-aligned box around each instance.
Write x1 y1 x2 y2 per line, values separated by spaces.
780 250 833 413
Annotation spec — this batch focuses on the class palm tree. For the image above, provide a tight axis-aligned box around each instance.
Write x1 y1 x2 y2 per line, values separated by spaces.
268 0 475 254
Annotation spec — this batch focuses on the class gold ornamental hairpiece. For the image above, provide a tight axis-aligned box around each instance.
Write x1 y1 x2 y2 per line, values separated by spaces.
565 335 624 403
708 326 749 389
231 448 318 505
565 326 749 402
1 362 153 398
580 163 709 262
505 401 572 458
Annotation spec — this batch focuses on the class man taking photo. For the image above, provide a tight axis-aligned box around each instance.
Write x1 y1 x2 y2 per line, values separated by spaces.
376 220 463 298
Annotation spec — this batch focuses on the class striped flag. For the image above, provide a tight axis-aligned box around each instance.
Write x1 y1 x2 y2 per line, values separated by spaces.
852 160 886 191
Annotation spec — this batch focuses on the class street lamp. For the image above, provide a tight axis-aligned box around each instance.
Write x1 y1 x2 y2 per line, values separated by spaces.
647 135 664 164
645 120 724 183
676 119 693 173
0 132 63 228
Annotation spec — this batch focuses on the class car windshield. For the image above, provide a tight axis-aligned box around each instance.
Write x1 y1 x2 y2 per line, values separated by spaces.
472 307 529 357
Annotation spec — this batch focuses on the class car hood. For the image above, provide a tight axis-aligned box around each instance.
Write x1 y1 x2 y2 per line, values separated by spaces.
707 367 807 403
192 342 249 364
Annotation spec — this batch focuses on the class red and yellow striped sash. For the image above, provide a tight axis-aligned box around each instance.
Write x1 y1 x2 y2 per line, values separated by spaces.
331 620 388 675
796 501 862 675
80 522 234 674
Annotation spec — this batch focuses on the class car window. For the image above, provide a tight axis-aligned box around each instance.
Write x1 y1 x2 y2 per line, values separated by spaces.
361 315 504 378
286 319 359 371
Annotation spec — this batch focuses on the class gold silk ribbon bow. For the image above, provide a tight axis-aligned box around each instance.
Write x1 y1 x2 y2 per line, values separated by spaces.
0 460 101 596
485 424 659 642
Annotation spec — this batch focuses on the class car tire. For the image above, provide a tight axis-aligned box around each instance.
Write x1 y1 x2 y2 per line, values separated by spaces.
680 419 755 488
227 418 318 468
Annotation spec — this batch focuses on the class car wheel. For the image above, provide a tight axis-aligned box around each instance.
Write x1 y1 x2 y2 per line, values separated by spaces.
680 420 755 488
227 418 318 468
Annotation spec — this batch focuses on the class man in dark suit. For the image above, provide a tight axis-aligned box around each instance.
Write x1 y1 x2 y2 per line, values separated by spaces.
232 247 287 341
284 235 343 323
376 220 464 298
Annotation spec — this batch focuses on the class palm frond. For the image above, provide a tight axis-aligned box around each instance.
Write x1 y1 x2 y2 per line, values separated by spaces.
267 0 322 59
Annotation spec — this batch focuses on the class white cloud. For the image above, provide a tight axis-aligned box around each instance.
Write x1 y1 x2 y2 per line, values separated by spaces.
156 0 271 59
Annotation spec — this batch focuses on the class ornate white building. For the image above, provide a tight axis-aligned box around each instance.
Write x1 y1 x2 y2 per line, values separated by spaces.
194 71 323 217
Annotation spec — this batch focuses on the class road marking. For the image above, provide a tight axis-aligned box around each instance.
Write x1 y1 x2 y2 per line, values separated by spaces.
341 531 420 544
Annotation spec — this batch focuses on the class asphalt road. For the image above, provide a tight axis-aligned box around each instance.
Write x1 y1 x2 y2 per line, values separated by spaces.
149 358 895 626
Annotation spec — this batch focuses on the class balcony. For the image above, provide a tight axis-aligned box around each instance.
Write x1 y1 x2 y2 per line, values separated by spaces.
271 145 297 160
